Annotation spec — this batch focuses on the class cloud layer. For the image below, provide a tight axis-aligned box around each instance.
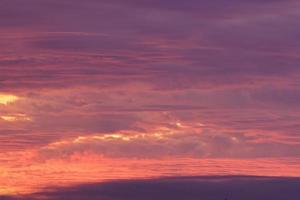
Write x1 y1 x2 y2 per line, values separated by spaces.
0 0 300 195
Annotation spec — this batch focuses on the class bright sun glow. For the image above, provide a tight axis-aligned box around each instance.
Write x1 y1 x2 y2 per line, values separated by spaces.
0 94 19 105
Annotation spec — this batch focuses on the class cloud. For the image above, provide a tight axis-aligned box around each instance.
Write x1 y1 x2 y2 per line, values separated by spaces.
37 124 300 159
1 0 300 197
1 85 300 157
1 0 300 91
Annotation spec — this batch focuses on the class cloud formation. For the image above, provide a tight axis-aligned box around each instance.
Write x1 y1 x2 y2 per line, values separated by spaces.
0 0 300 196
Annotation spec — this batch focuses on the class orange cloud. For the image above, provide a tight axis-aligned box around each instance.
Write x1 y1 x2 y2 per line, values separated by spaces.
0 149 299 196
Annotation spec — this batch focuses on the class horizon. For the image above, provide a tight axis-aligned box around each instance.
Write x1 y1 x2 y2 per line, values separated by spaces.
2 176 300 199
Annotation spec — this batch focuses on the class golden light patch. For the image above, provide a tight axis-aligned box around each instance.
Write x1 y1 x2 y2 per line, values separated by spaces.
74 134 132 144
44 129 176 151
0 187 17 195
0 94 18 105
1 116 17 122
0 114 32 122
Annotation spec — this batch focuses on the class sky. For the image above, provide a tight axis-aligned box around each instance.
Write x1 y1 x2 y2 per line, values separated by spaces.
0 0 300 198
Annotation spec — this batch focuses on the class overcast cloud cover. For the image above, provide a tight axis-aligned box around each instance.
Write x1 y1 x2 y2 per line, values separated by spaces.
0 0 300 197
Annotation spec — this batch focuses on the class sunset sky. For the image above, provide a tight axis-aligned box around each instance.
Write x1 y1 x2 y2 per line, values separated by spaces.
1 0 300 198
